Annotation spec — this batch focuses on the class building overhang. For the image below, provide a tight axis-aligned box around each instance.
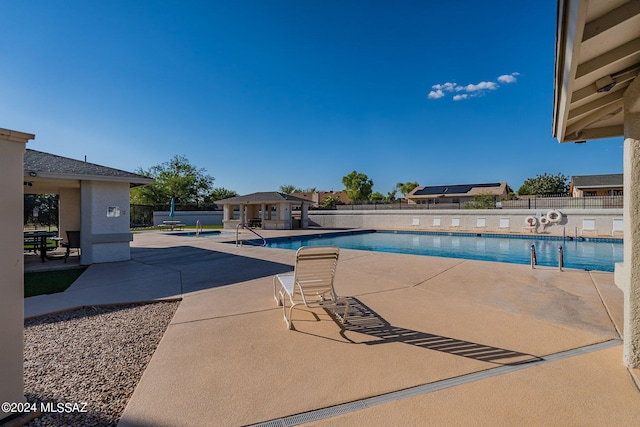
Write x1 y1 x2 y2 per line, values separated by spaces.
0 128 35 143
553 0 640 143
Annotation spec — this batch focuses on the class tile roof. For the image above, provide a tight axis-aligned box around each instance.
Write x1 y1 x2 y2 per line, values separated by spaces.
24 149 153 186
571 174 623 188
215 192 312 204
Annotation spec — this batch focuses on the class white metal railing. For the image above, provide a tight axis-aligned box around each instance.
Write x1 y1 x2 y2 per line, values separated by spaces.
236 223 266 247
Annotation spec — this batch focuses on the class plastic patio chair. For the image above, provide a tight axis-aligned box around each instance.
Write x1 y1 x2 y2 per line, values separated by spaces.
62 230 81 263
273 246 349 330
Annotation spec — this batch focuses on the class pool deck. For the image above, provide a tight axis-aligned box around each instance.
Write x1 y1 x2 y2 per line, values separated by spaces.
24 228 640 426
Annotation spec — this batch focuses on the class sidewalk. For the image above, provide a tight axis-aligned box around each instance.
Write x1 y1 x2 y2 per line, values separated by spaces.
25 230 640 426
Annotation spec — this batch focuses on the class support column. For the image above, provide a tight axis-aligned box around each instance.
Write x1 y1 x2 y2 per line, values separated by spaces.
0 128 34 421
301 203 309 229
622 75 640 368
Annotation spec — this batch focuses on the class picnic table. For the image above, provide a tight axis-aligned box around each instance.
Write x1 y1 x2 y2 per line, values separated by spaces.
24 230 60 262
160 221 185 231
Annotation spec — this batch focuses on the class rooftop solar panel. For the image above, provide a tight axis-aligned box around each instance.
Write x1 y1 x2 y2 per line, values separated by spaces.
413 183 501 196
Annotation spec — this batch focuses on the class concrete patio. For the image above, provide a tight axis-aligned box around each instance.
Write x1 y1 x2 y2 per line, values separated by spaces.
24 229 640 426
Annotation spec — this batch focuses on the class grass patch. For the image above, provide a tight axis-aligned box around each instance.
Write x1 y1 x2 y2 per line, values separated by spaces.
24 267 88 298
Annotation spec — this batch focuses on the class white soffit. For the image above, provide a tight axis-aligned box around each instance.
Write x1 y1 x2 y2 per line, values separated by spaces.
554 0 640 142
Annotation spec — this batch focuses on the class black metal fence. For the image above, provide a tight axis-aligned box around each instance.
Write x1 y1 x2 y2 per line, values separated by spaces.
313 195 623 211
500 195 623 209
130 204 155 228
24 194 59 229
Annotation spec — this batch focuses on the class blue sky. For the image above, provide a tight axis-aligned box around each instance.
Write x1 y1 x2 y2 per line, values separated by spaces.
2 1 623 196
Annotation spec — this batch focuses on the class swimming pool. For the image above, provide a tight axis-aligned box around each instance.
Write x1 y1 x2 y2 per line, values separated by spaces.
264 230 623 272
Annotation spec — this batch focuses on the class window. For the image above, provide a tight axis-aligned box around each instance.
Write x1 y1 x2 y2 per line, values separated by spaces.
609 190 623 196
584 191 597 197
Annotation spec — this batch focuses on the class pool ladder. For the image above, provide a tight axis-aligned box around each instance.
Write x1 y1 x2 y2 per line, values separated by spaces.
236 223 266 247
530 244 564 271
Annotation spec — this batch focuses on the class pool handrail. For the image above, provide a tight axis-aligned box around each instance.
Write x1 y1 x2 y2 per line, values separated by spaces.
236 223 266 247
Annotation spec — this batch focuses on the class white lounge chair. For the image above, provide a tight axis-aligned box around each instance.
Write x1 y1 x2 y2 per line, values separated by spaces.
273 246 349 330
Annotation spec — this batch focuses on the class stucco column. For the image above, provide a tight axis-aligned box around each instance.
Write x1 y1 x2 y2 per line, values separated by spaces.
301 203 309 228
622 75 640 368
0 129 34 421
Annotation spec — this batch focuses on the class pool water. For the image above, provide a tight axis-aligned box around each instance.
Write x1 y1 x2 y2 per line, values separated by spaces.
265 231 623 272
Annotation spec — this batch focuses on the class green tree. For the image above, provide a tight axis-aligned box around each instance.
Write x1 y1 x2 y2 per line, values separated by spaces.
207 187 238 202
370 191 385 202
342 170 373 203
24 194 59 228
279 184 297 194
279 185 317 194
518 173 569 196
516 184 533 195
396 181 419 198
130 155 214 207
465 193 496 209
319 195 341 208
385 189 398 203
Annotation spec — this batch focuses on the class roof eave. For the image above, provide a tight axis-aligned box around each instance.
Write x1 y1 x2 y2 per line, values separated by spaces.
25 171 155 187
553 0 588 143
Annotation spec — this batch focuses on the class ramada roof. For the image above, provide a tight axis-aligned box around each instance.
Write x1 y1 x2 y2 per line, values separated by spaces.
24 149 154 187
408 182 509 198
215 192 312 205
571 174 623 188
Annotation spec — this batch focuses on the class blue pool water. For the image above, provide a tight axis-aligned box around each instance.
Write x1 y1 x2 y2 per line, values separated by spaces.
265 231 623 272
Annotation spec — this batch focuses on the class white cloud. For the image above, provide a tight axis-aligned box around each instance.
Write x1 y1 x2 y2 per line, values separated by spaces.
432 82 458 92
498 72 520 84
428 72 519 101
465 81 497 92
428 89 445 99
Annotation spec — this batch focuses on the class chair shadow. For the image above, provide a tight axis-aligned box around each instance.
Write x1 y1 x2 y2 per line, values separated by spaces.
331 297 542 366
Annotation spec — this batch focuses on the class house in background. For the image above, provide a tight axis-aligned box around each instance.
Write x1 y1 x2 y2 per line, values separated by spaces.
569 174 623 197
406 182 512 206
291 190 350 207
24 149 154 265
